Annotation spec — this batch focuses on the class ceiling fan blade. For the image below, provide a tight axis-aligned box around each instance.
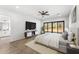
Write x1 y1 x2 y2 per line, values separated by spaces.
42 11 44 13
45 14 49 15
45 11 48 13
38 11 42 13
38 11 49 16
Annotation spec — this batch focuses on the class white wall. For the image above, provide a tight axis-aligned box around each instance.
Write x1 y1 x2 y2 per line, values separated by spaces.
76 5 79 46
0 9 42 42
0 9 25 42
69 6 77 29
10 12 25 42
77 6 79 24
41 17 69 31
69 6 79 47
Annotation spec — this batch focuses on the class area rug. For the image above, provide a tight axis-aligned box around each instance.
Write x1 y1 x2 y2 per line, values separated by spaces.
25 40 61 54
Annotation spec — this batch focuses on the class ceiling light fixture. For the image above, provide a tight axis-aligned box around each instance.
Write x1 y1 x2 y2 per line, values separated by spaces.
38 11 49 18
16 6 20 8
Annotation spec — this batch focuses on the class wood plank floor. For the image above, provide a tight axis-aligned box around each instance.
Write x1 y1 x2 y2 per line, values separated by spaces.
0 37 39 54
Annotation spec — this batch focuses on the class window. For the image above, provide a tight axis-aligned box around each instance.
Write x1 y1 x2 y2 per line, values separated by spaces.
58 22 64 32
48 23 52 32
44 21 64 33
44 23 48 32
53 22 57 32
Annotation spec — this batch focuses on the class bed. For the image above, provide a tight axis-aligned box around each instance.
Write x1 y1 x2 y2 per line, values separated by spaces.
35 33 64 48
34 32 70 53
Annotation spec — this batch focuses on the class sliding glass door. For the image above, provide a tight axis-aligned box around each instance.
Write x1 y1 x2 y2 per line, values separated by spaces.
53 22 57 32
44 23 48 32
58 22 64 32
48 23 52 32
44 21 64 33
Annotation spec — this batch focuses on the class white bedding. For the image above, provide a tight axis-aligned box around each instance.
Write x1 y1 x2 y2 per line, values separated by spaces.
35 33 62 48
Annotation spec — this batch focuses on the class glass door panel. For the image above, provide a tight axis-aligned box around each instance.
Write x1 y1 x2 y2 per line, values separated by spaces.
44 23 48 32
48 23 52 32
53 22 57 32
43 21 64 33
58 22 64 32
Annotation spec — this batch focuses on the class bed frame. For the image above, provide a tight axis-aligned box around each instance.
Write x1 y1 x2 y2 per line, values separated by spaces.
35 41 67 54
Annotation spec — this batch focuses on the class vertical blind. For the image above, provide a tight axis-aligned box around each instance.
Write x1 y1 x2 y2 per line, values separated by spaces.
44 21 64 33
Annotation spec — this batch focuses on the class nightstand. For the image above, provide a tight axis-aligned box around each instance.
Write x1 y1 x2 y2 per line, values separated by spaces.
67 44 79 54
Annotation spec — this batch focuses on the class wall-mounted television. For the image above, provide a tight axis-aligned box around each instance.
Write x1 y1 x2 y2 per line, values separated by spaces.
25 21 36 30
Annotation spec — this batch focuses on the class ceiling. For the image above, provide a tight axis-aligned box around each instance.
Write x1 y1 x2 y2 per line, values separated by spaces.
0 5 73 19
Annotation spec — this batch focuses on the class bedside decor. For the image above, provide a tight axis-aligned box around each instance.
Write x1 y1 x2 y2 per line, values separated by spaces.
61 31 68 40
72 33 76 45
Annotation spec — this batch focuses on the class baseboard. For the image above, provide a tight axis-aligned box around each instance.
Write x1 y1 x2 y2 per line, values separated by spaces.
7 37 25 43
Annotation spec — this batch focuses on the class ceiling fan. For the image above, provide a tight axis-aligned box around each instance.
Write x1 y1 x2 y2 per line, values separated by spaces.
38 11 49 16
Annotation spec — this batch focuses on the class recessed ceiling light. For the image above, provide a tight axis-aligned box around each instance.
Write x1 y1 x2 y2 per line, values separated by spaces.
16 6 20 8
57 13 60 15
57 13 61 16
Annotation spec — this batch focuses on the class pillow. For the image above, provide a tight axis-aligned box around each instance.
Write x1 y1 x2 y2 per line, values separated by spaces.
68 32 73 41
62 31 68 40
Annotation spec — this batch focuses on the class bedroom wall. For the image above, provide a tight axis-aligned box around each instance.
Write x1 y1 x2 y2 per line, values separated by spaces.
0 9 42 42
9 12 25 42
41 16 69 31
76 5 79 46
77 6 79 24
0 9 25 42
69 6 77 30
68 5 79 47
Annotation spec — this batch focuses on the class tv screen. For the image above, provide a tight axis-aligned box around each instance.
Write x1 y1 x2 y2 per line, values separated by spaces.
26 21 36 30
